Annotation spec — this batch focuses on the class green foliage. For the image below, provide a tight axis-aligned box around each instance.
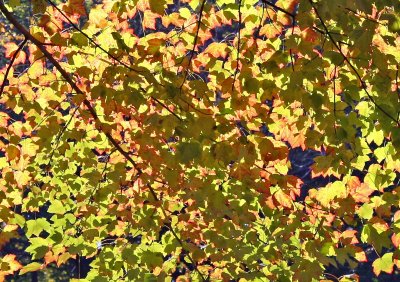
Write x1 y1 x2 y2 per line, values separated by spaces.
1 0 400 281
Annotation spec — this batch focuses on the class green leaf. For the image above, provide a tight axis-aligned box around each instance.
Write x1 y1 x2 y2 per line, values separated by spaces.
149 0 166 14
26 219 51 237
316 181 347 207
357 203 374 220
47 200 66 215
177 141 202 164
372 252 393 276
19 262 43 275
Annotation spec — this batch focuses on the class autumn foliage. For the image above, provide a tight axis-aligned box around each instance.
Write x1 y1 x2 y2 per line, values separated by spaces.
1 0 400 281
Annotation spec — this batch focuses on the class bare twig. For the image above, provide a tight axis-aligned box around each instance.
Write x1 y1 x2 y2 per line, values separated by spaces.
396 65 400 121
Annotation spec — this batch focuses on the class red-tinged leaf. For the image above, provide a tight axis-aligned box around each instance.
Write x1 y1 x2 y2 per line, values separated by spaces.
302 27 319 42
63 0 87 16
353 183 375 203
370 217 389 233
136 0 150 12
44 251 57 265
205 42 229 58
277 11 292 25
288 131 306 150
392 233 400 248
354 248 367 262
347 176 361 189
143 10 160 30
394 210 400 222
3 42 26 64
197 28 213 45
341 230 359 245
259 24 282 38
372 253 393 276
273 189 292 208
0 254 22 277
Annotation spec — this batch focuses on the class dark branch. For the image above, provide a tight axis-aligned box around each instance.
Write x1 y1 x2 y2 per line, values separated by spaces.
0 0 143 175
179 0 207 90
309 0 399 126
262 0 295 18
0 38 27 98
232 0 242 91
46 0 183 121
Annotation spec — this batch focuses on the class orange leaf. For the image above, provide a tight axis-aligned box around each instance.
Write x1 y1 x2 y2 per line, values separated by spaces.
143 10 160 30
392 233 400 248
354 249 367 262
274 189 292 208
3 42 26 65
205 42 229 58
259 24 282 38
0 254 22 278
63 0 87 17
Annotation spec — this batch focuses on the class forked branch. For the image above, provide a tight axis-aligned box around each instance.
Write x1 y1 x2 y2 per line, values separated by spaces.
309 0 399 126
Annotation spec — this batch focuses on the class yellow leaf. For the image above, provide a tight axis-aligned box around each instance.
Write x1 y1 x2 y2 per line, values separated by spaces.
14 171 31 188
19 262 43 275
205 42 229 58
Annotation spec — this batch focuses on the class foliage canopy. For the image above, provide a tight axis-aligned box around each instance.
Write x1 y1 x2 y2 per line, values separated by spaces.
1 0 400 281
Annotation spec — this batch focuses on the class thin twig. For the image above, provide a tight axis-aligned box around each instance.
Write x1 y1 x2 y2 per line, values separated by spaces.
46 0 182 121
262 0 295 18
0 38 27 98
0 2 205 280
396 65 400 122
333 66 337 134
46 0 140 73
232 0 242 92
179 0 207 90
309 0 399 126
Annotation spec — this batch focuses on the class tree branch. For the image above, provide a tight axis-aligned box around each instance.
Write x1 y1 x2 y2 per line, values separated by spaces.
0 0 143 176
262 0 295 18
179 0 207 90
46 0 183 121
0 38 27 98
0 2 206 280
309 0 399 126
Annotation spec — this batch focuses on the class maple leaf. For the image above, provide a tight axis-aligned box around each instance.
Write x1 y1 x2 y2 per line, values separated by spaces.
0 254 22 280
143 10 160 30
205 42 229 58
372 253 394 276
62 0 87 17
1 0 400 280
3 42 26 64
259 24 282 38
